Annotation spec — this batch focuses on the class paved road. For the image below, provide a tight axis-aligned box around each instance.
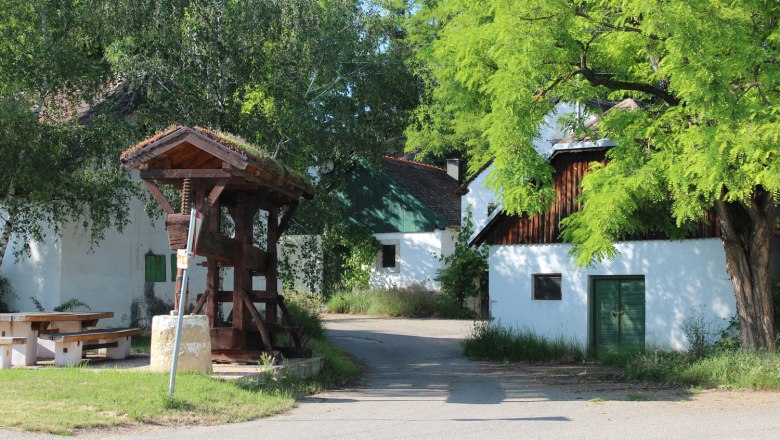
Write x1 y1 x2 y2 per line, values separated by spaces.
4 316 780 439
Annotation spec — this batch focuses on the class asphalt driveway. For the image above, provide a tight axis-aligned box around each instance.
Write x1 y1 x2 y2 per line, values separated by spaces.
4 315 780 439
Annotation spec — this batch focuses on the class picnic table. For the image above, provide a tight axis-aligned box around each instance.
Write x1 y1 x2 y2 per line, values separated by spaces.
0 312 113 366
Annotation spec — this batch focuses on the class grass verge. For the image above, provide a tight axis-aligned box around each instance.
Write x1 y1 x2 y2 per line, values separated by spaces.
616 349 780 390
0 368 294 435
327 287 473 319
463 322 585 363
0 337 360 435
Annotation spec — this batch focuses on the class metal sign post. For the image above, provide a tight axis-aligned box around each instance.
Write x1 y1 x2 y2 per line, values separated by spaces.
168 208 202 400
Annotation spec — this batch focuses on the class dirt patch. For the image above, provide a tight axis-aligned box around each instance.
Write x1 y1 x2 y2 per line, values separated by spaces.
483 362 686 402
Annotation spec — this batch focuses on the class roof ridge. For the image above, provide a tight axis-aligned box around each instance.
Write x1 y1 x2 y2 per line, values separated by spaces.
382 155 446 173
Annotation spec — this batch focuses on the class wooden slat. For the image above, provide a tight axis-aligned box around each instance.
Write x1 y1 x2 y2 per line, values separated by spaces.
141 169 233 179
39 328 142 343
4 312 113 323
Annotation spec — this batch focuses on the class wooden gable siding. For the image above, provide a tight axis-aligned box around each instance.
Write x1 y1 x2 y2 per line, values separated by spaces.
482 149 720 246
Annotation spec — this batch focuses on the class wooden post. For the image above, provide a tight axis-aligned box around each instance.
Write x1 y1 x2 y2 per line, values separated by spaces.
231 194 248 332
205 201 220 327
266 208 279 344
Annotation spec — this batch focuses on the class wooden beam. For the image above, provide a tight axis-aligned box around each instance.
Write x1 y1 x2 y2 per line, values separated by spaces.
184 129 249 170
222 163 301 202
206 178 229 208
276 202 299 240
241 290 274 354
121 128 189 170
141 180 175 215
140 169 233 179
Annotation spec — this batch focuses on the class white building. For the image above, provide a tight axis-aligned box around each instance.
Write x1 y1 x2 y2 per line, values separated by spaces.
462 101 755 353
341 156 462 290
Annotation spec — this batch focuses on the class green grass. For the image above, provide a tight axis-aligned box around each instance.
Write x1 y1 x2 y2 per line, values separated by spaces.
0 368 295 435
327 288 474 319
0 336 361 435
463 323 585 363
618 349 780 390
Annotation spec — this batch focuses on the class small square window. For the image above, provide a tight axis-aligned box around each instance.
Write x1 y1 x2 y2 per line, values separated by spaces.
533 274 561 300
381 245 396 268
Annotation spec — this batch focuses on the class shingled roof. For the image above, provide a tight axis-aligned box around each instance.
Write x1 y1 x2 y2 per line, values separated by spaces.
381 156 462 227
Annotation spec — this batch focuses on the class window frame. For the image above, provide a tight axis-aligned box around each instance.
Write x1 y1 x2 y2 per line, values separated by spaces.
376 240 400 273
532 273 562 301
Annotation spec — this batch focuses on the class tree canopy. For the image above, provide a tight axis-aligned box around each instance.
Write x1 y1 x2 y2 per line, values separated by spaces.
407 0 780 348
0 0 420 263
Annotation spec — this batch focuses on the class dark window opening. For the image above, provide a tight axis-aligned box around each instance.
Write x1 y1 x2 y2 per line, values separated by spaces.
381 245 396 268
533 274 562 300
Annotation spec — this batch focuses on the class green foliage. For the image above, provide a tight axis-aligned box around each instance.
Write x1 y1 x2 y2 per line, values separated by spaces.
279 235 323 295
30 297 91 313
283 290 326 343
407 0 780 349
435 210 488 304
409 0 780 258
681 306 721 359
464 322 586 363
321 224 381 295
327 287 473 319
0 276 13 313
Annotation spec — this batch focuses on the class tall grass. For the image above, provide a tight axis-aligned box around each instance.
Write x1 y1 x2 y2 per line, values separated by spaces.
463 322 585 363
327 287 473 319
620 349 780 390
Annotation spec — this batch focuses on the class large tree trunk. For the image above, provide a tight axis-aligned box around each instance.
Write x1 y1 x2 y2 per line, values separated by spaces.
715 187 776 350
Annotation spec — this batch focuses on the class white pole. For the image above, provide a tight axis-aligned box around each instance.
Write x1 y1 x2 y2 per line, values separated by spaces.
169 207 198 400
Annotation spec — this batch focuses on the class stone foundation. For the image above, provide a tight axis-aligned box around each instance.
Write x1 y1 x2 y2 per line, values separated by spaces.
150 314 212 373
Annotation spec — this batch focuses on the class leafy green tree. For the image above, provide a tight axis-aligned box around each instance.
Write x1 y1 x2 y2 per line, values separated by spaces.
408 0 780 349
0 0 138 267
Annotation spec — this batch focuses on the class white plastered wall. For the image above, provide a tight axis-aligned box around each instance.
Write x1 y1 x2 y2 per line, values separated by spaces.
462 169 496 233
1 227 63 312
370 228 456 290
489 238 736 351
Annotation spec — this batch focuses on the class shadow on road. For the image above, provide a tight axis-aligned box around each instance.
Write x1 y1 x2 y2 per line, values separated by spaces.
327 322 689 405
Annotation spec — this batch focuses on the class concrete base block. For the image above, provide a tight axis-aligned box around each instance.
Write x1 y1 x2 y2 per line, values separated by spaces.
55 341 83 366
101 337 131 359
38 321 82 360
10 324 37 366
150 315 212 373
1 346 11 369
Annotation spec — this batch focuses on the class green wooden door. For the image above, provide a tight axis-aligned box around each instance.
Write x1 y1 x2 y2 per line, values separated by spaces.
593 277 645 355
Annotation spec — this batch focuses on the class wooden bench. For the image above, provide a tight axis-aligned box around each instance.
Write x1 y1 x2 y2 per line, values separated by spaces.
38 328 142 366
0 337 27 369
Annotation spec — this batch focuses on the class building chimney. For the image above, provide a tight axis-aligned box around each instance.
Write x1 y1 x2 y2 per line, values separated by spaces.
446 159 462 182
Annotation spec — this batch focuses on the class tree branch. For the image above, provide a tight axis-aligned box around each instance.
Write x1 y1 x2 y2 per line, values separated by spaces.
578 67 680 106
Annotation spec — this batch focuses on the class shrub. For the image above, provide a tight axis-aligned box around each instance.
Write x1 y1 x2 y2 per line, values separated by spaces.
326 286 473 319
435 210 488 306
283 291 326 343
463 322 585 363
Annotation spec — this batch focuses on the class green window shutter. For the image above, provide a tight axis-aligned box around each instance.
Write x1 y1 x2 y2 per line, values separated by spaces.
145 254 166 283
170 253 177 281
